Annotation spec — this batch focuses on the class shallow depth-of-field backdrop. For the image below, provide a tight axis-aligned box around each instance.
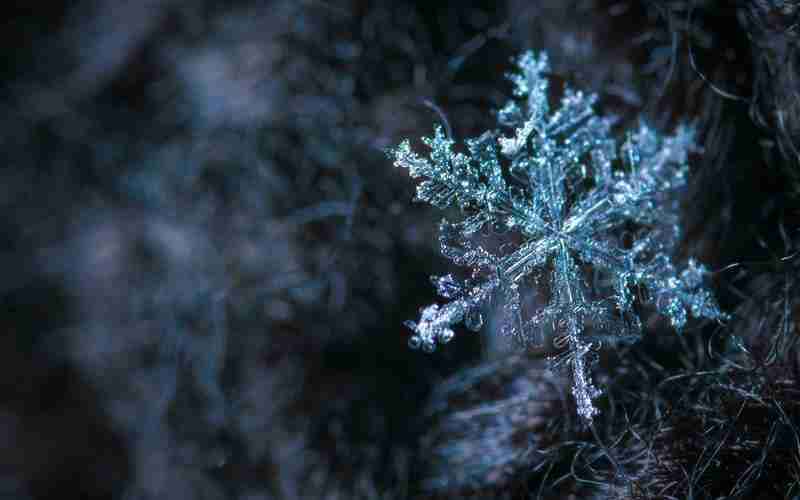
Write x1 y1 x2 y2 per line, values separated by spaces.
2 1 799 499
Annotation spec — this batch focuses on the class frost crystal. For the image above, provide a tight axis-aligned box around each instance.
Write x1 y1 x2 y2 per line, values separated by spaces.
392 51 728 422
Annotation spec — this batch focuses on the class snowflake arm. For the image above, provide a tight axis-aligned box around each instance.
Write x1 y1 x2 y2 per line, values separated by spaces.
391 50 727 422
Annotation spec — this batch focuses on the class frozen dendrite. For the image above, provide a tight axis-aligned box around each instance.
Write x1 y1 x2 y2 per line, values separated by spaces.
391 51 727 421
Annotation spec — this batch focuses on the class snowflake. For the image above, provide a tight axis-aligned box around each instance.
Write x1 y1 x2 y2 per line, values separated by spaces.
391 51 728 422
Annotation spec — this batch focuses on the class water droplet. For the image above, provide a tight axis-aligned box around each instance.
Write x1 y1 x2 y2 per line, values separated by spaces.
465 309 484 332
439 328 455 343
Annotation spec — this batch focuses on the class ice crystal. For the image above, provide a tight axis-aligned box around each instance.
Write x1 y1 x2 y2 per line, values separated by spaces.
392 51 728 422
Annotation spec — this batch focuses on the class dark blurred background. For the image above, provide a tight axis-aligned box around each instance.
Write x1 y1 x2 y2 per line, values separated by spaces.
1 1 798 499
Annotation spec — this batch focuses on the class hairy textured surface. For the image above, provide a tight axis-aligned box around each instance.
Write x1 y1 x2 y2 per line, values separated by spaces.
3 1 800 499
417 354 569 494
